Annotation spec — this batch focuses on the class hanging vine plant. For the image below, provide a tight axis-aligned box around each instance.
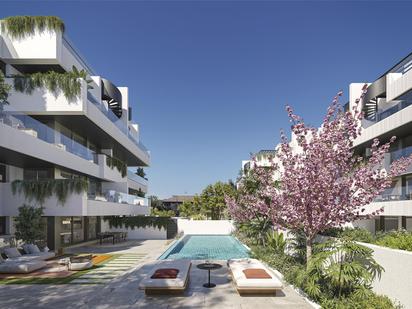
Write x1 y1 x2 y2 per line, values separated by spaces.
12 178 89 205
106 155 127 177
103 216 174 231
0 16 65 39
13 66 93 102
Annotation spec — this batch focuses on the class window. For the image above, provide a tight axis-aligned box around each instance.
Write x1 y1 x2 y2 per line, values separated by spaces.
24 168 53 180
0 165 6 183
0 217 6 235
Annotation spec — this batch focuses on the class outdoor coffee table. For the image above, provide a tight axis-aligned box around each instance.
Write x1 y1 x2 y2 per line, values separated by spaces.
197 262 222 288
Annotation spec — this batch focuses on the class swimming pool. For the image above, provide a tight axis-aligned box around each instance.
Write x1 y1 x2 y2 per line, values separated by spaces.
158 235 250 260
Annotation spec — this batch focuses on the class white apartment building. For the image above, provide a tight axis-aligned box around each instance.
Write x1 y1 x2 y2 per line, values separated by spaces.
350 52 412 232
240 53 412 233
0 17 150 249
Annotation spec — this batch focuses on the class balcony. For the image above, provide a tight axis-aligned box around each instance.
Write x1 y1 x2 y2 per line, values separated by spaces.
0 111 98 163
0 183 150 217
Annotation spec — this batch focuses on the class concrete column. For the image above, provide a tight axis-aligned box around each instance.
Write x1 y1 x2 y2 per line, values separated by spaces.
398 216 403 230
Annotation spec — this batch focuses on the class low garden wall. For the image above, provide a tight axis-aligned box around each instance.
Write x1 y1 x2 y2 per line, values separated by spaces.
360 242 412 308
315 234 412 308
177 219 235 235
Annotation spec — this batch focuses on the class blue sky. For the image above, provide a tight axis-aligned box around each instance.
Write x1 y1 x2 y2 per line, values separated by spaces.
2 1 412 198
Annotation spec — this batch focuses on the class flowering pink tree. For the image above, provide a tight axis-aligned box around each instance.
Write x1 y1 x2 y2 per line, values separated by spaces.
227 87 412 264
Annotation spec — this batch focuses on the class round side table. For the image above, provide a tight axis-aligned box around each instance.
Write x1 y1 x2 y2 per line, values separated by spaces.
197 262 222 288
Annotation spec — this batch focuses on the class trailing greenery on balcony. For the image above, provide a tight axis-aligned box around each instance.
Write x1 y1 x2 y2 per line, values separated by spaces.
0 16 65 39
106 155 127 177
103 216 174 231
13 66 92 102
12 178 89 205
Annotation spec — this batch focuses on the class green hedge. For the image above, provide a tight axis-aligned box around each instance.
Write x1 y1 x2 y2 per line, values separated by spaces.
103 216 174 231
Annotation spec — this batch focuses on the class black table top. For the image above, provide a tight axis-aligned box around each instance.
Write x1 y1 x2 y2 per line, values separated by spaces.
197 263 222 270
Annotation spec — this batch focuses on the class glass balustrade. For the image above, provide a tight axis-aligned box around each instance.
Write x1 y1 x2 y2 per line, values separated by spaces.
88 190 148 206
391 145 412 163
127 170 148 185
0 112 98 164
373 187 412 202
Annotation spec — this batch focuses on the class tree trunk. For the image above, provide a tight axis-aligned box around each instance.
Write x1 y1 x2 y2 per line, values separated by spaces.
306 237 313 267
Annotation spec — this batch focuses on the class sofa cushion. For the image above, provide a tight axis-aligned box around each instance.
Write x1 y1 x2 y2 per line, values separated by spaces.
243 268 272 279
0 260 46 274
22 244 31 254
4 247 22 258
29 244 41 253
151 268 179 279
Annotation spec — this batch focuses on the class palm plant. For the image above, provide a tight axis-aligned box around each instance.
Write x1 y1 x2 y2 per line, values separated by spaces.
266 230 286 254
297 238 384 300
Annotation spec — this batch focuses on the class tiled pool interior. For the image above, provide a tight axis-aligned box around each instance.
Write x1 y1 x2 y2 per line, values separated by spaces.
159 235 250 260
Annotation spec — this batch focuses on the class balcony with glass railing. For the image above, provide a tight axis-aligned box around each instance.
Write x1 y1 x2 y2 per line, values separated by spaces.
88 190 149 206
0 112 98 164
390 145 412 163
127 170 148 186
373 187 412 202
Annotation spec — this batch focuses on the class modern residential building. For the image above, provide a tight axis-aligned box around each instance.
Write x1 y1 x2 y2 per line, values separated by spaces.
350 52 412 233
239 53 412 234
0 18 150 249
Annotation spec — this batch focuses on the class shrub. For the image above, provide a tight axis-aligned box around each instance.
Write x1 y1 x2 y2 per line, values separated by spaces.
266 230 286 254
14 204 45 244
375 230 412 252
339 227 375 243
320 291 401 309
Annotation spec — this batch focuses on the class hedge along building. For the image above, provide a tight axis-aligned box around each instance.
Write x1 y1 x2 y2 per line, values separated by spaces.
0 16 150 249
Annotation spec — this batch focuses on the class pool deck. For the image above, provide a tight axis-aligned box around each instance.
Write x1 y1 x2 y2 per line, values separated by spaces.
0 239 314 309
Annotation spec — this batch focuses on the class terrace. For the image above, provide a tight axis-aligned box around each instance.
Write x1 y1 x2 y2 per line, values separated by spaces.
0 239 313 308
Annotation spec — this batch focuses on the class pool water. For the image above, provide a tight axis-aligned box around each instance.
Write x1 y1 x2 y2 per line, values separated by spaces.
159 235 250 260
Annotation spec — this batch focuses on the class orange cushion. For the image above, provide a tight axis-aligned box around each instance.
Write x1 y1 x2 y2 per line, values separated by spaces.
243 268 272 279
151 268 179 279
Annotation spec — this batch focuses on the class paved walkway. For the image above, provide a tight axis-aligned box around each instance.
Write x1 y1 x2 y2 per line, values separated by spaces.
0 239 313 309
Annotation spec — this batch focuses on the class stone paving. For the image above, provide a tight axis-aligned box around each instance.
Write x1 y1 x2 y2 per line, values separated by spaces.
0 239 313 309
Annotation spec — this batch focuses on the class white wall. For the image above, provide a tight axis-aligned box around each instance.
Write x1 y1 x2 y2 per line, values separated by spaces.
360 242 412 308
177 219 235 235
100 219 166 239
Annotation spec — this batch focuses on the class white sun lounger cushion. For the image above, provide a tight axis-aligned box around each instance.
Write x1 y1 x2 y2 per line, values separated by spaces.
228 258 283 289
139 259 191 289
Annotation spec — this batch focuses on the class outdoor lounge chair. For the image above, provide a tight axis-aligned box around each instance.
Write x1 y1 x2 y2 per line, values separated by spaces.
228 258 283 295
139 259 191 295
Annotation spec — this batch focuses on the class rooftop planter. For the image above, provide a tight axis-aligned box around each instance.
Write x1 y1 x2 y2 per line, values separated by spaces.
0 16 64 39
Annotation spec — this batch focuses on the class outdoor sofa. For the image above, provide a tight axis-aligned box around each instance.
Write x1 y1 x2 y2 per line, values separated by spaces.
139 259 192 295
228 258 283 295
0 245 55 274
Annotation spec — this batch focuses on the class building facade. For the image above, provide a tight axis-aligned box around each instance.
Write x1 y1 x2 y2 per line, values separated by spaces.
239 53 412 234
0 18 150 249
350 52 412 233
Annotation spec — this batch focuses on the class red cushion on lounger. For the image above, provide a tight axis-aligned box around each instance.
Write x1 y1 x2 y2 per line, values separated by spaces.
151 268 179 279
243 268 272 279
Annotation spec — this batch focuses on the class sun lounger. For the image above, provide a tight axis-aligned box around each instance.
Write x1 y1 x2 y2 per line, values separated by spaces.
139 259 191 295
228 258 283 295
